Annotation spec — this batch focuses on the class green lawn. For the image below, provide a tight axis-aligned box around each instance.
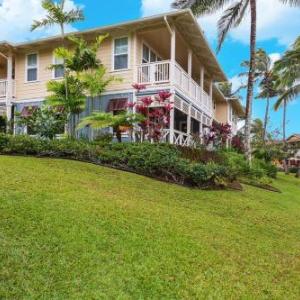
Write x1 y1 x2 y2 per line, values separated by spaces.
0 156 299 299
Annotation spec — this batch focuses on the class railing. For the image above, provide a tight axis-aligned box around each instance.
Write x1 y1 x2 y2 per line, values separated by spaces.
137 61 213 115
0 80 15 98
0 80 7 98
137 61 170 84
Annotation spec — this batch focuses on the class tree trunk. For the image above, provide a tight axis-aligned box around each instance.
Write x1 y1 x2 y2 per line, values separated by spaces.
282 99 289 174
244 0 257 163
263 97 270 144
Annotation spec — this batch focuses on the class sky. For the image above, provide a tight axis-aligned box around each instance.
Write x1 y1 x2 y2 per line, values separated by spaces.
0 0 299 136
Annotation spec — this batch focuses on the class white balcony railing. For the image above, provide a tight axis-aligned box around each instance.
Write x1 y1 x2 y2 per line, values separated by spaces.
0 80 15 99
137 61 212 115
0 80 7 98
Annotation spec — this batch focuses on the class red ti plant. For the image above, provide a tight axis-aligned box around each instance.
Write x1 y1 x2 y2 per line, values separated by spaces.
132 84 173 142
203 121 232 148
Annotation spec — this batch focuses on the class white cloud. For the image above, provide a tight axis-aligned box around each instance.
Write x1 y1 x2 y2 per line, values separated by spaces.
0 0 79 43
269 53 281 67
141 0 173 17
141 0 300 47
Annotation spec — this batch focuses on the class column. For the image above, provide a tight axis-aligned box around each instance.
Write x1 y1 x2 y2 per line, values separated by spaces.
6 54 13 123
187 105 191 146
169 94 175 144
170 26 176 85
209 80 213 112
188 49 192 94
200 67 204 104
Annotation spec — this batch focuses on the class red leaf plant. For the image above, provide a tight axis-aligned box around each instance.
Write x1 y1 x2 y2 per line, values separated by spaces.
132 84 173 142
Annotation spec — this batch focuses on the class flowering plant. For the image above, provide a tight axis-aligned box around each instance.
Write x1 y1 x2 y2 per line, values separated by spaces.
203 121 232 148
132 84 173 142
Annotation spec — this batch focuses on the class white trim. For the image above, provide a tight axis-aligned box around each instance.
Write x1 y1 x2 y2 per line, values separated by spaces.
141 41 163 64
12 98 45 104
52 52 64 80
112 36 130 72
25 52 39 83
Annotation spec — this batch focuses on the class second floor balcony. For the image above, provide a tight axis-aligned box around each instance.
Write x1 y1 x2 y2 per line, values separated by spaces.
0 79 15 99
137 60 212 115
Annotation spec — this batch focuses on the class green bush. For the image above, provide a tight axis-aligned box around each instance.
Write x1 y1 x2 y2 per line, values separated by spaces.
0 134 277 188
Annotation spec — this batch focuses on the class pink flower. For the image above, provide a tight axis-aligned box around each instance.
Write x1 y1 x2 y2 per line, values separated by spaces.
132 83 147 92
158 91 172 101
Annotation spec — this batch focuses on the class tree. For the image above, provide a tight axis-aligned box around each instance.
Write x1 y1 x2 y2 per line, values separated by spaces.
172 0 300 162
251 49 280 143
31 0 84 129
46 35 108 137
31 0 84 42
46 75 86 137
274 36 300 173
77 112 145 142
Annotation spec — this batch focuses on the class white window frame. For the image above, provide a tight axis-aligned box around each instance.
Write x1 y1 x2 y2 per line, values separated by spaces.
52 53 64 79
25 53 39 83
112 36 130 72
141 42 162 64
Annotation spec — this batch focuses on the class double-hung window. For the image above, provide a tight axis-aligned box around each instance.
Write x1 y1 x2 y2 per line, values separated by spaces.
142 44 162 64
114 37 129 70
53 54 64 79
26 53 38 82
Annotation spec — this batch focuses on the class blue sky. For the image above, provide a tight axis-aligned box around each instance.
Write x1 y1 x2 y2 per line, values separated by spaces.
0 0 299 136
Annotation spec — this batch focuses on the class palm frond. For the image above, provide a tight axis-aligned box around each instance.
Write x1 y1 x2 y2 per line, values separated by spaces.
77 112 115 129
276 84 300 106
279 0 300 6
217 0 249 52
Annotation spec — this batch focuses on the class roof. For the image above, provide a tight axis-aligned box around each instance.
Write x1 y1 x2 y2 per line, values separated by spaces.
287 134 300 143
0 9 227 82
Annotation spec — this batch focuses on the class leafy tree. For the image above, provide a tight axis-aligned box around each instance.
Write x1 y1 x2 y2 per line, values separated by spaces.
172 0 300 162
46 75 86 137
31 0 84 41
274 36 300 174
77 112 145 142
17 106 66 139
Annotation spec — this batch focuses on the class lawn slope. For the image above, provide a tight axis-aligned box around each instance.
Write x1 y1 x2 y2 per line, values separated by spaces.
0 156 300 299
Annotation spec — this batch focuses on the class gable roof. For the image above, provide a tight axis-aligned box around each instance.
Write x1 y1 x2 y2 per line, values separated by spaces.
0 9 227 82
287 134 300 143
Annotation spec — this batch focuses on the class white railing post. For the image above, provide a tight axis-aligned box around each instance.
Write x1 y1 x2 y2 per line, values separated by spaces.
169 94 175 144
200 67 204 105
170 26 176 85
209 80 213 113
187 105 191 146
188 49 192 95
6 54 13 123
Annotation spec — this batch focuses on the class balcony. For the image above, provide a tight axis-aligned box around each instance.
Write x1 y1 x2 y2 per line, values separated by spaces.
0 80 15 99
137 61 212 115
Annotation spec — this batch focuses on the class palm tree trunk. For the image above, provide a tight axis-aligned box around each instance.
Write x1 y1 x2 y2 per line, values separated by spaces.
283 99 289 174
263 97 270 143
244 0 257 163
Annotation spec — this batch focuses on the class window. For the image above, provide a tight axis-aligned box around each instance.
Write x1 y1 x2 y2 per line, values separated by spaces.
142 44 162 64
114 37 129 70
53 55 64 79
26 54 38 82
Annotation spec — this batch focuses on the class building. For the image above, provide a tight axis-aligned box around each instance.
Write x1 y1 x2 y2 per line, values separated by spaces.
286 134 300 167
0 9 244 144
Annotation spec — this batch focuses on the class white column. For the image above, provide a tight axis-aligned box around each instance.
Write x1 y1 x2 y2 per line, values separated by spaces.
209 80 213 113
132 32 138 83
188 49 192 94
170 26 176 85
169 94 175 144
6 54 13 122
187 105 191 145
200 67 204 104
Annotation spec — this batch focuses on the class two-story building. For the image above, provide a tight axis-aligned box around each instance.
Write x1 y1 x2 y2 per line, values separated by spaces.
0 9 244 144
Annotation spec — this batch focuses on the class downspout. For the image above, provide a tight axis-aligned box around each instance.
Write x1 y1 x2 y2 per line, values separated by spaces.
164 16 172 35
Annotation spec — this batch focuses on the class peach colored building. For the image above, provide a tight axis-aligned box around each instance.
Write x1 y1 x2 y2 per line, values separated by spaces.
0 10 244 144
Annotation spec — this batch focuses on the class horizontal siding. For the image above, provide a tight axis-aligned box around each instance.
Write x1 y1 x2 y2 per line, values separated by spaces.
14 35 135 102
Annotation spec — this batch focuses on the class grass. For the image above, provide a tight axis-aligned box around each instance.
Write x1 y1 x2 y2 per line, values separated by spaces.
0 156 299 299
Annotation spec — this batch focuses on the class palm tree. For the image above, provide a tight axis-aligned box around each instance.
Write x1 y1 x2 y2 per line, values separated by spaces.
273 36 300 173
31 0 84 42
252 49 280 143
172 0 300 161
